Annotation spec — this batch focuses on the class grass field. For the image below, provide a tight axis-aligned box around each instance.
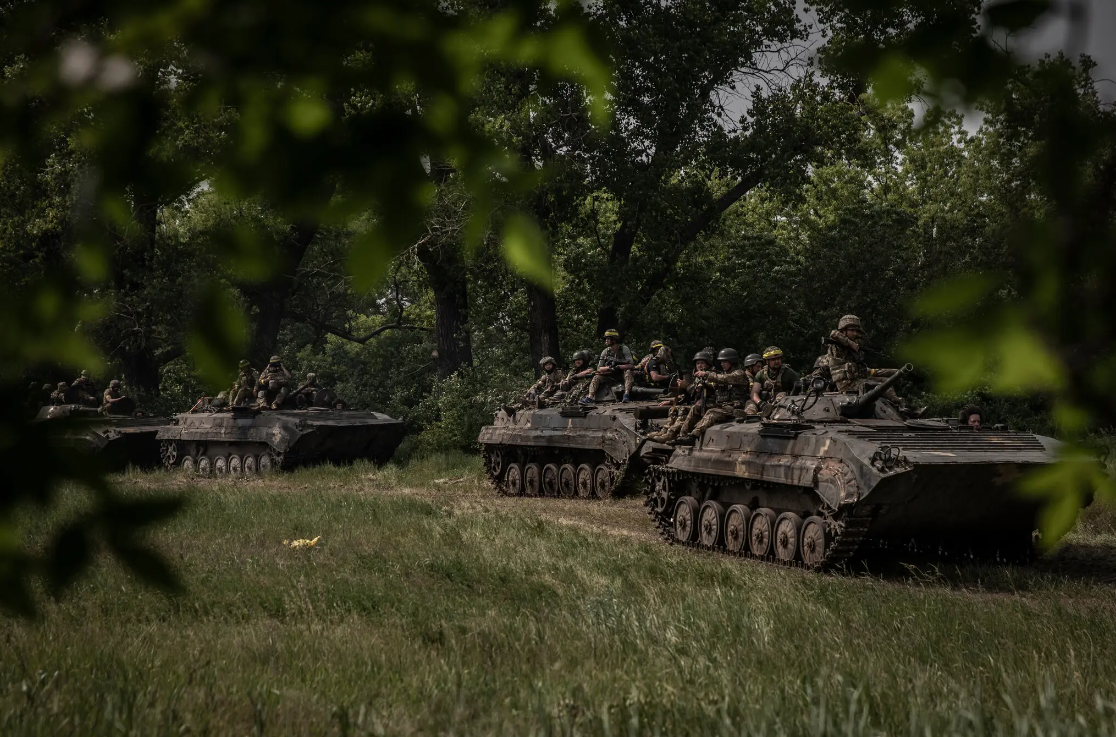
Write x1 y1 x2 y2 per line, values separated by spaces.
4 453 1116 736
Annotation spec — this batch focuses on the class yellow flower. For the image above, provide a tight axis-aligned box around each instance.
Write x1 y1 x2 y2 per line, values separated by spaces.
285 536 321 549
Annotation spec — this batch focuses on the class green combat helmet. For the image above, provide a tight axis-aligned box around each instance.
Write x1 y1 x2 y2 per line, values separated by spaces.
539 356 556 368
269 355 282 364
603 328 620 339
693 350 714 365
717 348 740 363
571 350 593 365
744 353 763 368
109 379 122 389
239 359 251 369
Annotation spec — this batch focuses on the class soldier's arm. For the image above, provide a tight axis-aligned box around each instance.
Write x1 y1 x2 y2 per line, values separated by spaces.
750 375 764 404
829 330 858 351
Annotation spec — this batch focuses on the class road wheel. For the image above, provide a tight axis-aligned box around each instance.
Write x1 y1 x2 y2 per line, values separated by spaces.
243 454 258 476
800 516 829 568
487 448 504 479
524 463 542 496
228 455 243 476
257 453 275 475
648 469 671 514
698 500 725 547
575 464 594 498
197 455 213 477
724 505 752 554
774 512 804 563
541 463 560 497
749 508 776 557
558 464 577 497
214 456 229 477
673 496 699 543
160 441 178 469
594 464 614 498
505 463 523 495
180 456 196 474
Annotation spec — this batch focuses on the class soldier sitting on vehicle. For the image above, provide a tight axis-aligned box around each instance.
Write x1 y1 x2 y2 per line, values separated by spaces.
559 350 596 392
675 348 753 445
627 340 676 396
50 381 71 405
646 350 716 443
293 372 322 408
256 355 292 409
100 379 132 415
750 346 800 414
823 315 919 415
231 360 259 407
580 329 637 403
71 369 98 406
524 356 564 405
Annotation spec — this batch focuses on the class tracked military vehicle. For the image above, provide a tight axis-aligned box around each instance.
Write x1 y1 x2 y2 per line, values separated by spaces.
157 406 405 475
34 402 167 470
479 383 672 498
645 367 1078 569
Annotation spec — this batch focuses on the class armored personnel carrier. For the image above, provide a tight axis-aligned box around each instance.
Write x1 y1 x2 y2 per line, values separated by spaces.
157 406 405 475
479 384 672 498
644 367 1077 569
34 402 167 470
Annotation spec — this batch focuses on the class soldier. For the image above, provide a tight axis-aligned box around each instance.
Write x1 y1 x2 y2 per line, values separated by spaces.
524 357 564 403
100 379 129 415
959 404 983 430
559 350 596 392
675 348 754 444
646 350 716 443
293 372 322 408
210 391 230 410
824 315 912 411
231 359 259 407
750 346 800 413
256 355 292 409
580 329 636 403
50 381 70 405
71 369 98 405
626 340 675 397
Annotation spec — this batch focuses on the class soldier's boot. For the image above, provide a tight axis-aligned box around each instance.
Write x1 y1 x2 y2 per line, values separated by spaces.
672 435 695 446
650 424 680 443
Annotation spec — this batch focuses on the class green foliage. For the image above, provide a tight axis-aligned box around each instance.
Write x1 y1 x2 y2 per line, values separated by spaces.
410 367 516 453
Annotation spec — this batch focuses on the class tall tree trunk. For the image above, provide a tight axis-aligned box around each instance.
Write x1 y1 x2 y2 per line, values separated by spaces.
595 204 641 337
246 221 319 366
416 241 473 379
526 283 561 375
112 193 163 395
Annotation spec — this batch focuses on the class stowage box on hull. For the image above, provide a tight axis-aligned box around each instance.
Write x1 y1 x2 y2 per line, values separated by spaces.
157 407 405 475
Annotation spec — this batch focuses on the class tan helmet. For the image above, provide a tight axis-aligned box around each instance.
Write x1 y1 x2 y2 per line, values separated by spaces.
109 379 121 388
762 346 783 360
539 356 556 367
650 339 664 350
269 355 282 364
306 372 317 382
838 315 863 332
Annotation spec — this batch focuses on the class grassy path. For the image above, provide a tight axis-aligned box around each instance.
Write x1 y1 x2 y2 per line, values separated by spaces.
3 454 1116 736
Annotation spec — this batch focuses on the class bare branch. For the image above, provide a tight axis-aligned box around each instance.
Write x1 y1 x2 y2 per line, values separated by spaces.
286 309 430 345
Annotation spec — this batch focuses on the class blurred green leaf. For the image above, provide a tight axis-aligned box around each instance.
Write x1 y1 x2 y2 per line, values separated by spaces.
990 324 1064 394
107 539 183 594
186 286 248 391
73 242 110 282
286 96 332 138
910 273 999 318
501 213 553 291
47 522 92 595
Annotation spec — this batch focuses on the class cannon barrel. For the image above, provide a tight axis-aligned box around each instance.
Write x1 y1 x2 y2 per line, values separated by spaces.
840 363 913 416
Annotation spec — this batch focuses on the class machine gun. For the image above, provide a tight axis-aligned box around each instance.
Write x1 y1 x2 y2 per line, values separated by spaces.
839 363 913 417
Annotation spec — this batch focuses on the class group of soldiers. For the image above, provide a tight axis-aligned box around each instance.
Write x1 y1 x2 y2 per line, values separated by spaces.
522 315 919 445
35 370 134 416
207 355 343 411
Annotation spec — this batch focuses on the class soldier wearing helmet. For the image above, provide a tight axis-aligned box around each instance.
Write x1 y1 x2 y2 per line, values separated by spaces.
525 356 564 403
230 359 259 407
293 371 323 408
560 350 597 392
70 369 99 406
50 381 71 405
100 379 130 415
749 346 800 412
256 355 292 409
580 329 636 404
676 347 754 444
824 315 910 410
646 349 716 443
628 339 676 398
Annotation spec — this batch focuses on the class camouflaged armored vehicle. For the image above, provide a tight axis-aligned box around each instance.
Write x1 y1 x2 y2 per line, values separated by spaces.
157 406 405 475
34 402 167 470
479 383 672 498
645 367 1077 569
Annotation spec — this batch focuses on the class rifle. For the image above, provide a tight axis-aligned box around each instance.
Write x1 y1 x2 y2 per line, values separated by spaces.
821 336 891 360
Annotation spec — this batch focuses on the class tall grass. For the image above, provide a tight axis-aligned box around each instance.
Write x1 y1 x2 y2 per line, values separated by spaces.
3 454 1116 735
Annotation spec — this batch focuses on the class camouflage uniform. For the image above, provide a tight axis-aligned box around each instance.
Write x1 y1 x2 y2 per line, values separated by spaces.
100 380 129 415
231 361 259 407
646 351 716 442
525 358 564 401
256 356 292 409
689 358 752 437
585 342 635 398
751 346 800 413
742 353 765 415
71 370 98 405
50 382 70 405
559 350 595 392
626 341 675 394
293 373 322 408
825 315 903 404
